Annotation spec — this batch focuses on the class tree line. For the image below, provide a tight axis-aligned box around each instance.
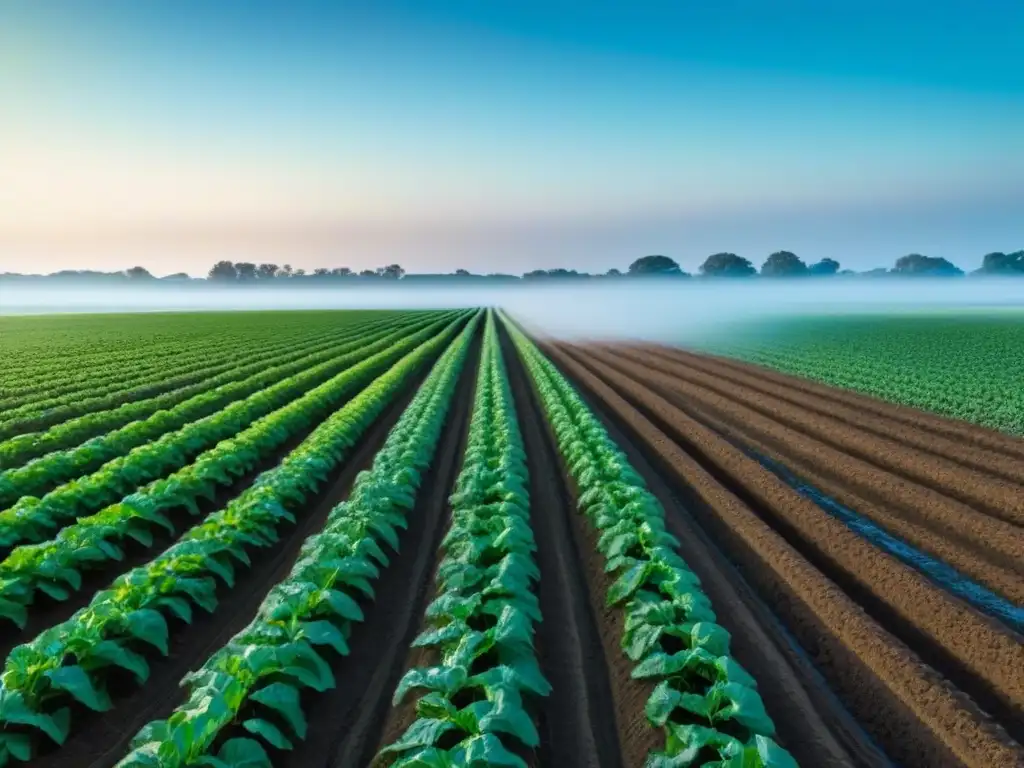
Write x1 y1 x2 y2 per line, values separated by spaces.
2 250 1022 284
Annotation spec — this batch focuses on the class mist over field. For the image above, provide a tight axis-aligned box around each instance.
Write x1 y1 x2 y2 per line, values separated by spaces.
2 277 1022 344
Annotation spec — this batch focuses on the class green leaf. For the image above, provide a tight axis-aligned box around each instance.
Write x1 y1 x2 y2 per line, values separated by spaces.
126 608 170 655
381 718 458 754
45 666 111 712
0 732 32 762
389 747 455 768
478 688 539 747
691 622 731 657
754 735 799 768
215 738 273 768
0 692 71 745
251 683 307 740
242 718 294 751
299 620 349 655
0 597 28 628
461 733 528 767
37 581 71 601
321 589 364 622
645 681 682 727
157 595 193 624
88 639 150 684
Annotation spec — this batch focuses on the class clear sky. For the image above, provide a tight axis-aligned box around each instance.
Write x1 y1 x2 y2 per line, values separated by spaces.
1 0 1022 276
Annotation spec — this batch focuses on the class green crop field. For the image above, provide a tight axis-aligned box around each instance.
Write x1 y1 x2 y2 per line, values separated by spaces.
698 313 1024 436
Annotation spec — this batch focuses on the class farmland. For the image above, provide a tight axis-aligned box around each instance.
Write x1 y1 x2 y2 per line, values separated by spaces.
0 309 1021 768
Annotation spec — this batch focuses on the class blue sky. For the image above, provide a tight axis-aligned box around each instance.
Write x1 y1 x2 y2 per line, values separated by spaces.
1 0 1021 275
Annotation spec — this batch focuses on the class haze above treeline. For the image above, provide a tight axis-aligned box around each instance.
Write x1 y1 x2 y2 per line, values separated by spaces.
2 250 1024 286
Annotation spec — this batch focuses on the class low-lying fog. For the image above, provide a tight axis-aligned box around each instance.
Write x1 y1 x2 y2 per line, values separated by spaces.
2 278 1022 344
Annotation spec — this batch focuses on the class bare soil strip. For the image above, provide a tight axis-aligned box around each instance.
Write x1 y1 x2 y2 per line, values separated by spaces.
500 323 625 768
643 345 1024 487
34 363 435 768
685 348 1024 465
546 341 1024 768
598 345 1024 605
616 344 1024 530
278 333 481 768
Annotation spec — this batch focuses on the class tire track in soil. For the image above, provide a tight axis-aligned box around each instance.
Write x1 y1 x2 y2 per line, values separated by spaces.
644 344 1024 488
499 323 624 768
544 341 1024 768
31 349 444 768
614 344 1024 531
539 344 892 768
279 330 481 768
597 345 1024 606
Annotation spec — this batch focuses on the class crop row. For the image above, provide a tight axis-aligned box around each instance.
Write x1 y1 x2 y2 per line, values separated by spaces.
0 312 394 393
0 313 471 765
0 313 437 441
0 315 469 629
0 314 448 553
0 311 395 448
0 311 439 494
378 311 549 767
112 310 481 768
503 315 798 767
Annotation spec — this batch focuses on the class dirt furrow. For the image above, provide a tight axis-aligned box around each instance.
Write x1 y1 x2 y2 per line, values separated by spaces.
500 323 625 768
280 332 480 768
36 360 436 768
548 342 1024 766
643 344 1024 487
613 344 1024 529
595 346 1024 603
691 349 1024 463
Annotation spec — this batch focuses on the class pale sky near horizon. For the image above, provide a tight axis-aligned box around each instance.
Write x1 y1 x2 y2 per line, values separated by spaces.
1 1 1022 276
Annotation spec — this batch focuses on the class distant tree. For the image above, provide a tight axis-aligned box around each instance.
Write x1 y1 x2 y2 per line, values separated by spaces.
376 264 405 279
808 258 841 276
628 255 685 276
330 267 354 277
454 268 472 277
235 262 258 281
162 272 192 281
208 261 238 281
313 267 331 277
123 266 155 280
760 251 808 277
359 269 377 278
892 253 963 276
977 251 1024 274
257 263 279 280
293 268 306 277
699 253 757 278
605 268 623 278
862 267 890 277
277 264 294 278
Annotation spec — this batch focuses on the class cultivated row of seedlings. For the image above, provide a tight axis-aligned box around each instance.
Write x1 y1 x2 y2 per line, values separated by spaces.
0 312 427 470
0 316 464 629
377 312 549 767
503 316 798 767
112 311 481 767
0 317 468 765
0 312 436 499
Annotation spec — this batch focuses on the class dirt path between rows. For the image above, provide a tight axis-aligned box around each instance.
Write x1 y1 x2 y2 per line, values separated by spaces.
598 345 1024 606
500 323 625 768
545 341 1024 768
280 332 481 768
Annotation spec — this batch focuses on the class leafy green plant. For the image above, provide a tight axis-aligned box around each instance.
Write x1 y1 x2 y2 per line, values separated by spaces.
112 312 481 768
379 311 548 768
0 315 472 765
501 312 797 768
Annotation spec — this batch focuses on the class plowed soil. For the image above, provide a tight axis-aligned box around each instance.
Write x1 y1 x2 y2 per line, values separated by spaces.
544 340 1024 768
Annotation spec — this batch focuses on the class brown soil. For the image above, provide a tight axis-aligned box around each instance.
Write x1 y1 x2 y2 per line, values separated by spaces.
543 341 1024 768
597 345 1024 602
